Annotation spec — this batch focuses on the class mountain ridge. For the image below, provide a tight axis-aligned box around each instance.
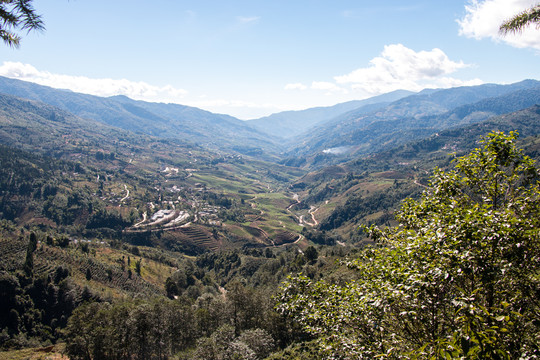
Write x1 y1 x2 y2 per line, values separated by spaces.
284 80 540 165
0 76 282 158
245 90 414 139
1 76 540 170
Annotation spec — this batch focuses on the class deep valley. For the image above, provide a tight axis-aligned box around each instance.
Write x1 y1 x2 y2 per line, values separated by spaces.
1 76 540 359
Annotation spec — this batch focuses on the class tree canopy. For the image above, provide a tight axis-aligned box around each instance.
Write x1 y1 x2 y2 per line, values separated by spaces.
0 0 43 47
277 131 540 359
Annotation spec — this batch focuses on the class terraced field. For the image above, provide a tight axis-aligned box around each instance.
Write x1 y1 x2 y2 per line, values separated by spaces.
35 245 164 297
178 225 220 251
0 236 27 271
0 234 168 298
273 230 300 246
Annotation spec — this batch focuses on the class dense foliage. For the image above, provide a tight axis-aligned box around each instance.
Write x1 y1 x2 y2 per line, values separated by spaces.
63 291 281 360
0 233 89 349
277 132 540 359
62 250 321 360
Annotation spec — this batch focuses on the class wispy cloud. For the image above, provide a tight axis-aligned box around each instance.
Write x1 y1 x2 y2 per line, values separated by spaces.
457 0 540 50
311 81 347 94
341 10 356 18
0 61 188 101
284 83 308 90
342 5 423 19
236 16 260 24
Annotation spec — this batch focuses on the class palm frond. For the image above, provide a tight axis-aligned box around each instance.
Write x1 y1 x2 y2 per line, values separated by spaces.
0 0 43 47
499 4 540 35
0 28 21 48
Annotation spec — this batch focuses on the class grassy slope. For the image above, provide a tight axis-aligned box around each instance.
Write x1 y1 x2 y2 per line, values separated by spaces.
0 344 68 360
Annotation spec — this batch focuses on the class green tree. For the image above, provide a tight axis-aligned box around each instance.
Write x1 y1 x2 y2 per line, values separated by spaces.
64 302 105 360
23 232 37 277
0 0 43 47
237 328 275 359
500 3 540 34
277 131 540 359
134 259 141 276
165 276 178 298
64 299 198 360
303 246 318 263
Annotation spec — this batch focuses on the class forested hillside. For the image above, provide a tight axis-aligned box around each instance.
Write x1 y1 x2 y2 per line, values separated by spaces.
291 105 540 242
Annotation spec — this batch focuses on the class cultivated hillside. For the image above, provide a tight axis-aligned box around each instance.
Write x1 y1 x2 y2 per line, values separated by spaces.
0 92 306 254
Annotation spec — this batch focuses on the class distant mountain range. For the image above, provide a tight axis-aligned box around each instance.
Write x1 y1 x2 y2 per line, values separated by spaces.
0 76 280 158
245 90 414 139
283 80 540 166
1 76 539 169
1 74 540 245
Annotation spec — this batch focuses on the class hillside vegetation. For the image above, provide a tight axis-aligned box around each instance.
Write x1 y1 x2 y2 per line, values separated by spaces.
278 132 540 358
292 105 540 242
0 79 539 358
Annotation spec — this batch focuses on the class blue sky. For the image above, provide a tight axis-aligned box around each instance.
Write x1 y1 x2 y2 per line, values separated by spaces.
1 0 539 119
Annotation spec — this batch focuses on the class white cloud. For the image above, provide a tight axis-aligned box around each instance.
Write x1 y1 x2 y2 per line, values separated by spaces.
458 0 540 49
334 44 477 95
284 83 308 90
432 77 484 88
0 61 188 101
